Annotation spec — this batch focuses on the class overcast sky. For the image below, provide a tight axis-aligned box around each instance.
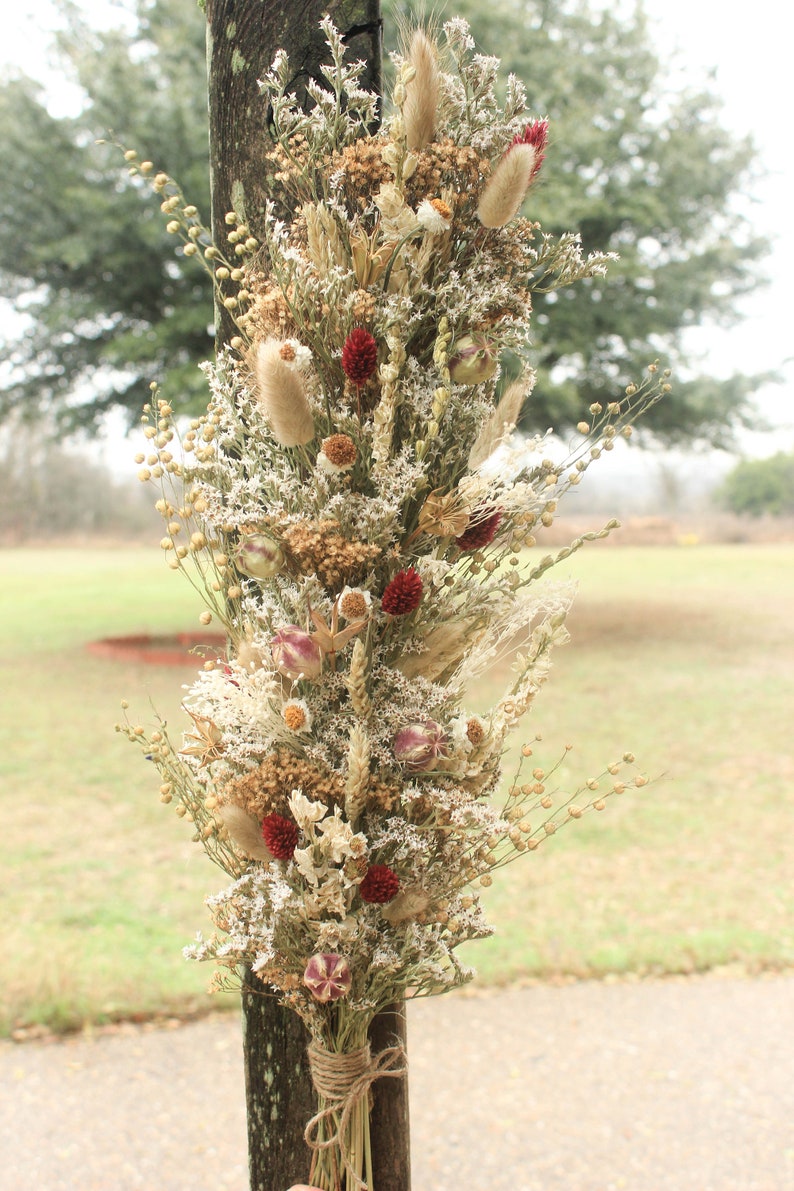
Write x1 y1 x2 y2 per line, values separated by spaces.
1 0 791 461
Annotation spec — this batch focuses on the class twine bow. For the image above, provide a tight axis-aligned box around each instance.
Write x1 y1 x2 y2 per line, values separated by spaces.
304 1039 407 1188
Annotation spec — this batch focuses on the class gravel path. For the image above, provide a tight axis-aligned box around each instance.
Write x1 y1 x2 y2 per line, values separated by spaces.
2 973 792 1191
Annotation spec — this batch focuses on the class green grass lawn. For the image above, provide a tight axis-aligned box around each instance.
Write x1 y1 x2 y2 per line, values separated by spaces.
2 543 793 1034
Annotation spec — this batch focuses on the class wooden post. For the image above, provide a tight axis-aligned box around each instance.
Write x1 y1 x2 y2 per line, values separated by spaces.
205 3 410 1187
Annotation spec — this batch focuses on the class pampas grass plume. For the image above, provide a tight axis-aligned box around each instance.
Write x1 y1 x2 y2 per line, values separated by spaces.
404 29 439 151
477 143 538 229
254 339 315 447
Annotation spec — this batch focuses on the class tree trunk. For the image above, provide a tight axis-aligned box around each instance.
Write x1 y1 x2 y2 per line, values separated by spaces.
206 4 410 1188
206 0 382 339
368 1004 411 1189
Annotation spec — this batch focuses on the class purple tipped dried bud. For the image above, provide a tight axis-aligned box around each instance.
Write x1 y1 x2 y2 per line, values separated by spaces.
271 625 323 681
448 335 498 385
394 719 449 771
236 533 285 580
303 953 352 1002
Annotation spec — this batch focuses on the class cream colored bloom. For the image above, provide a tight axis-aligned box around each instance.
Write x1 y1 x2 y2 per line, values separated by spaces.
416 198 452 235
288 791 327 831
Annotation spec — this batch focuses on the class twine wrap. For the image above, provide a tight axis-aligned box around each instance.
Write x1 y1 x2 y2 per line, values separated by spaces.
305 1039 407 1188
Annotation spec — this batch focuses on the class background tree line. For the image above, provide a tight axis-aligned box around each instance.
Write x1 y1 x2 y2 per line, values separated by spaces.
0 0 770 444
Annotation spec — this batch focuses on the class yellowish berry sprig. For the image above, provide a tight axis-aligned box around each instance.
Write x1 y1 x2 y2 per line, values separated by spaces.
134 392 240 633
113 146 257 343
115 703 242 874
479 742 651 879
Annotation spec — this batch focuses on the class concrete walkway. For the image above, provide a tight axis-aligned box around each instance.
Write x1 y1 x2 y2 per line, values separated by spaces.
1 973 792 1190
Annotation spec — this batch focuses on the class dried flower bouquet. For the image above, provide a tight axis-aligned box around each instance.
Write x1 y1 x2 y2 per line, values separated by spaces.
120 18 667 1190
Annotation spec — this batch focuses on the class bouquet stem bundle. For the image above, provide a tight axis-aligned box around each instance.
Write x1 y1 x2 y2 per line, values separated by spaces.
119 18 667 1188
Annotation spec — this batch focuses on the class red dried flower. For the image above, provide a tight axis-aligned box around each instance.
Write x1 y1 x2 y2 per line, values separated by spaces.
381 567 423 615
455 508 503 552
510 118 549 182
360 864 400 904
261 813 299 859
342 328 378 386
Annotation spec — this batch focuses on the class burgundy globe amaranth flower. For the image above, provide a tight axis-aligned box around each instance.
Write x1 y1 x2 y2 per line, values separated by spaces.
455 508 503 552
303 953 353 1002
341 327 378 386
261 813 299 860
360 864 400 904
394 719 449 771
381 567 423 615
271 625 323 681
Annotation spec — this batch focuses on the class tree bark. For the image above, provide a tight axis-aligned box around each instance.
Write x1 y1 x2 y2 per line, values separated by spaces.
240 971 316 1190
206 0 382 280
206 4 410 1188
368 1004 412 1190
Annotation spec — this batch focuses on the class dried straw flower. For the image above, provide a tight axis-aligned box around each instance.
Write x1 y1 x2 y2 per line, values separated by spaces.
339 587 371 621
466 717 486 746
283 699 312 732
416 197 452 234
319 433 357 474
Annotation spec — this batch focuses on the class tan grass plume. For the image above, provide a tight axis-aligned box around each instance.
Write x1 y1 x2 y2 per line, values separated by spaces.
404 29 439 151
254 339 315 447
477 143 538 229
219 804 273 862
469 370 536 469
